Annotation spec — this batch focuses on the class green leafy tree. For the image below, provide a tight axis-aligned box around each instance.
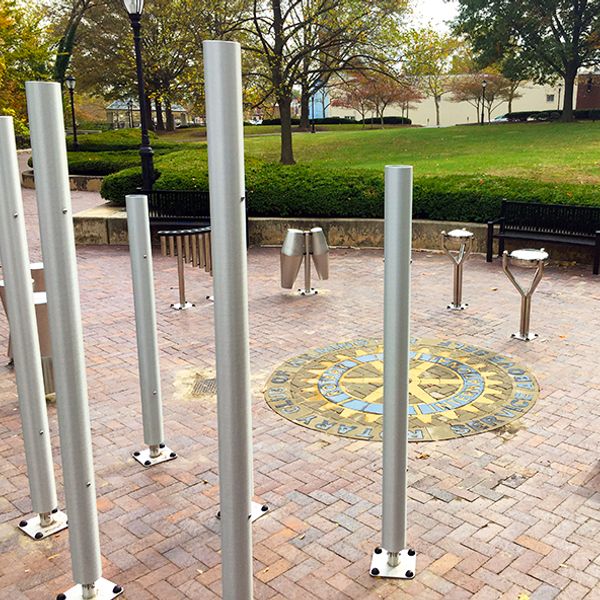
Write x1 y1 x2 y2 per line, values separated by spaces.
401 27 461 126
454 0 600 121
0 0 52 123
249 0 407 164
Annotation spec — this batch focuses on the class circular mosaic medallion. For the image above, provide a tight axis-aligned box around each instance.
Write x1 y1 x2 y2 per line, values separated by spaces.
264 338 539 442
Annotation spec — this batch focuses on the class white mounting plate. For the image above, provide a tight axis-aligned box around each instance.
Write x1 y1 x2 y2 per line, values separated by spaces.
60 578 123 600
217 501 269 523
133 446 177 467
512 332 538 341
171 302 195 310
447 303 468 311
370 547 417 579
18 509 68 540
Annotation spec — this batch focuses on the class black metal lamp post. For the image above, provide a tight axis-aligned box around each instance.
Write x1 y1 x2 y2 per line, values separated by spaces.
65 75 79 151
127 99 134 128
123 0 154 191
481 79 487 125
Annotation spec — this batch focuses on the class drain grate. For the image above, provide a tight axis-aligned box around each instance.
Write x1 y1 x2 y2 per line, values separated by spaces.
192 376 217 397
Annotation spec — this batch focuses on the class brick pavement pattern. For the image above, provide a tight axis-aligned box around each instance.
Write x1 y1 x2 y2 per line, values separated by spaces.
1 180 600 599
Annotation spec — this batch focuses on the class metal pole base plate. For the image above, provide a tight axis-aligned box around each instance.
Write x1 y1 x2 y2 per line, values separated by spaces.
171 302 195 310
447 303 468 311
133 445 177 467
18 509 68 540
57 578 123 600
511 332 538 342
216 501 269 523
370 547 416 579
298 288 318 296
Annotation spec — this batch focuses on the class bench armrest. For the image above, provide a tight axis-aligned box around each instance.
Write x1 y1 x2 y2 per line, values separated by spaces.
487 216 505 226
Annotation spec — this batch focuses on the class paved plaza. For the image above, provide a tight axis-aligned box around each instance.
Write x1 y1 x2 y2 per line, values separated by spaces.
1 178 600 599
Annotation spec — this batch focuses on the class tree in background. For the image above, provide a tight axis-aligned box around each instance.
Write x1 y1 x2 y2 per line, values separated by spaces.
49 0 96 84
0 0 52 138
249 0 407 164
401 27 460 126
331 73 376 125
449 71 520 122
454 0 600 121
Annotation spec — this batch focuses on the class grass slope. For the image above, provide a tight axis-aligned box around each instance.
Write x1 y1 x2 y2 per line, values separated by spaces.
242 122 600 184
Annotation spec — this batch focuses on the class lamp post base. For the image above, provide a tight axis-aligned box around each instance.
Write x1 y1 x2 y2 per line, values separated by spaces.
511 332 538 342
370 547 416 579
133 445 177 467
18 509 68 540
57 578 123 600
447 303 468 311
216 501 269 523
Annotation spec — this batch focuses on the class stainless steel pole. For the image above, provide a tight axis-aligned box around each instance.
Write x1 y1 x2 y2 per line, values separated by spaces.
454 262 463 307
26 81 122 600
203 41 254 599
303 231 312 294
126 195 176 468
370 165 416 579
0 116 67 540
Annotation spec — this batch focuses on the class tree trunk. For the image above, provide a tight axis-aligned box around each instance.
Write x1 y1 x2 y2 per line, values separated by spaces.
165 99 175 131
561 66 577 122
434 95 441 126
299 86 310 131
279 95 295 164
155 98 165 131
146 93 155 131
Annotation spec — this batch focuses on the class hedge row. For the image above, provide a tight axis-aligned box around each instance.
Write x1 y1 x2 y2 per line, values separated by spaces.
100 149 600 221
66 128 184 152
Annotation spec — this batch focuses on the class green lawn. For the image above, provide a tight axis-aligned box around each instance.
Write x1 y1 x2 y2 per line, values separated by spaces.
242 122 600 185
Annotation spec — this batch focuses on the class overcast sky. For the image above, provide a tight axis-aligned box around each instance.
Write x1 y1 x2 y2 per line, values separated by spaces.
412 0 459 31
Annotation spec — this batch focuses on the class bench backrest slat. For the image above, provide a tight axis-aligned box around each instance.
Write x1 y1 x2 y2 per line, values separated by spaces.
502 201 600 236
147 190 211 221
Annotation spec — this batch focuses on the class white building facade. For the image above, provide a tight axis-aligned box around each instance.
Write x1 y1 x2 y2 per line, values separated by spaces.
329 80 572 126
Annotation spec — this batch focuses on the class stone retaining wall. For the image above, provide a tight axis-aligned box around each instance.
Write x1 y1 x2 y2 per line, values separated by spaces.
22 170 104 193
72 203 596 267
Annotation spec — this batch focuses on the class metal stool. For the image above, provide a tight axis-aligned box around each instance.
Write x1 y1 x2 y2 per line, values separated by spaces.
441 229 473 310
502 248 549 341
158 227 212 310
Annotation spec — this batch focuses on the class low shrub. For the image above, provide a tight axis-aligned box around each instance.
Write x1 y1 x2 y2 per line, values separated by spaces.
66 128 182 152
358 116 412 125
259 118 302 126
101 149 600 219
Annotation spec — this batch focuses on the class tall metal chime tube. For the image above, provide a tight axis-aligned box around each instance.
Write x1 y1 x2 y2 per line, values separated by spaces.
203 40 254 599
0 117 59 525
126 194 176 467
370 166 416 579
26 82 121 599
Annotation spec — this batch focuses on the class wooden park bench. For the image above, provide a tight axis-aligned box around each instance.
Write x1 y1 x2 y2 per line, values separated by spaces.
487 200 600 275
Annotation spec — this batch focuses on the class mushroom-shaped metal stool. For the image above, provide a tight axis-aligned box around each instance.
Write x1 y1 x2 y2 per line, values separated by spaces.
441 228 474 310
502 248 549 341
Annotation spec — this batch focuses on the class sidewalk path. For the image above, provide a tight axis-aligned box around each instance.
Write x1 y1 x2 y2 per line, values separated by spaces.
0 180 599 599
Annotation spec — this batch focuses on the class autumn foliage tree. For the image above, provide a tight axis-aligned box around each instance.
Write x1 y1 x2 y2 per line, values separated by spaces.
449 72 521 122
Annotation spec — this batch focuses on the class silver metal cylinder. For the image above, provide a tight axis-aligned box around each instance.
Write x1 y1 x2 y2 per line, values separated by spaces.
26 81 102 584
0 117 58 516
453 262 464 307
303 231 311 293
382 165 412 553
126 195 164 447
204 41 254 599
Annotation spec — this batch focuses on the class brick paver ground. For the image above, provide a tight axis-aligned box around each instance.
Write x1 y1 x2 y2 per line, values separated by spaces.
1 176 600 599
